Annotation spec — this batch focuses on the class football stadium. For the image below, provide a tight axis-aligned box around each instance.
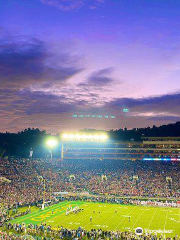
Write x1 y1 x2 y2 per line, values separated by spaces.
1 1 180 239
0 132 180 239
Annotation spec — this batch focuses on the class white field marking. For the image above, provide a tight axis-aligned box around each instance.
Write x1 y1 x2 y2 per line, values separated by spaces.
98 212 118 228
83 204 119 229
12 201 70 223
55 202 109 228
52 202 95 226
147 208 158 230
67 222 80 225
74 203 104 223
93 225 108 228
83 204 117 228
169 218 180 224
130 208 147 231
30 202 75 222
71 202 108 224
47 221 54 222
102 206 133 230
163 208 169 232
68 202 111 227
115 205 140 231
122 215 131 217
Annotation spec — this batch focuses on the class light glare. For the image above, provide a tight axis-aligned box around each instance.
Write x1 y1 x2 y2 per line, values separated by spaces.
61 133 108 141
46 139 58 147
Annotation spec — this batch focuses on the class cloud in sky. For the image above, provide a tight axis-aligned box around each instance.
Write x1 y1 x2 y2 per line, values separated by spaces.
87 67 115 86
1 80 180 133
0 35 82 89
17 89 88 115
0 32 180 132
100 92 180 128
78 67 115 88
40 0 106 11
106 92 180 115
147 116 180 122
40 0 83 11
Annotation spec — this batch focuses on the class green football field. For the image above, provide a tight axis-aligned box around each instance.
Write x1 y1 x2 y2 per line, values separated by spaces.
10 201 180 237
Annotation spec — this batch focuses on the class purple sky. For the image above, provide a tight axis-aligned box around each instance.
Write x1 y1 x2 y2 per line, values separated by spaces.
0 0 180 133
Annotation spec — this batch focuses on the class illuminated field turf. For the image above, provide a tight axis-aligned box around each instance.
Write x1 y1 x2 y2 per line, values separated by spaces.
10 202 180 237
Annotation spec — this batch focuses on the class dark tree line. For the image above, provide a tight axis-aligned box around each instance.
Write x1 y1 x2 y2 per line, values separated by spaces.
0 128 52 158
109 121 180 141
0 122 180 157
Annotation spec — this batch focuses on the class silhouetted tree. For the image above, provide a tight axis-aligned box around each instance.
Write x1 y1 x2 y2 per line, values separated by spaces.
0 122 180 157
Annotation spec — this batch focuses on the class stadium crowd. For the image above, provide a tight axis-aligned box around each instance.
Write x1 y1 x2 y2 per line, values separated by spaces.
0 158 179 210
0 158 179 239
1 223 179 240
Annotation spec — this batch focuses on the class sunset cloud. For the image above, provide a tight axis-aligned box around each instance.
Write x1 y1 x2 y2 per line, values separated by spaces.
0 36 82 89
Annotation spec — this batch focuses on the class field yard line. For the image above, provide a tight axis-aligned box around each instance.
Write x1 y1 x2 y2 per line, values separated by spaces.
83 204 116 228
100 211 121 229
115 205 139 230
147 208 158 230
163 209 169 232
103 206 130 229
80 204 132 228
74 203 106 224
83 204 117 228
11 202 70 223
75 203 101 222
130 208 147 231
102 213 116 225
53 202 96 226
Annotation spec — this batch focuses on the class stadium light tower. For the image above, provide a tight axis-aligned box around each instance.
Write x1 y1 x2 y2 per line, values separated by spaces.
60 132 108 160
46 138 58 159
61 133 108 142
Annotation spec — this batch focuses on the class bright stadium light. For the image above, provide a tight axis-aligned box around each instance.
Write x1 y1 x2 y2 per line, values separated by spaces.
60 132 108 161
61 132 108 142
46 138 58 147
46 138 58 159
62 133 69 139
